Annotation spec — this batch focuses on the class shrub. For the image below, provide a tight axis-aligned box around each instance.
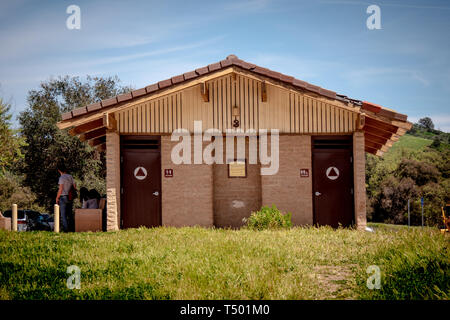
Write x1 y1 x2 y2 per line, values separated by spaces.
396 158 439 186
243 205 292 230
371 176 419 224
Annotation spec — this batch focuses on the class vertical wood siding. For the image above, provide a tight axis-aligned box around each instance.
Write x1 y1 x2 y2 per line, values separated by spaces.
117 74 356 134
117 92 183 134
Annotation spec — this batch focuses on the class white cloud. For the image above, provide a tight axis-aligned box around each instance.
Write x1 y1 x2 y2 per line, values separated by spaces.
0 1 216 61
0 35 226 88
342 67 430 87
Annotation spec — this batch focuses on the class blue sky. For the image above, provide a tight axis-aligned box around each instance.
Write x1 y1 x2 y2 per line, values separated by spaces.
1 0 449 130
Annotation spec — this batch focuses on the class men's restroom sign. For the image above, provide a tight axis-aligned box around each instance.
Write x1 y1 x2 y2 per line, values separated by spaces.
326 167 339 180
134 166 147 180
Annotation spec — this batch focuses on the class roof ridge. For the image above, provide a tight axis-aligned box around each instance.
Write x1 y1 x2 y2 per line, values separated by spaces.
61 55 406 122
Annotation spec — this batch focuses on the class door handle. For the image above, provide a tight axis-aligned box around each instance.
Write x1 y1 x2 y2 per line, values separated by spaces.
315 192 322 196
153 191 159 196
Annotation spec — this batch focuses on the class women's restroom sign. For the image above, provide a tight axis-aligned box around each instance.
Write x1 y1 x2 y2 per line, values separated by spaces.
164 169 173 178
134 167 147 180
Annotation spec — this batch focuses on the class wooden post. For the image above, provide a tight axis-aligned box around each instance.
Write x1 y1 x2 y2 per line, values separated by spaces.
11 204 17 231
54 204 60 233
356 113 366 130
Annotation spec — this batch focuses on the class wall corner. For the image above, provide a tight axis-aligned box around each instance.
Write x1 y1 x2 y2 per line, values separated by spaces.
106 130 120 231
353 131 367 230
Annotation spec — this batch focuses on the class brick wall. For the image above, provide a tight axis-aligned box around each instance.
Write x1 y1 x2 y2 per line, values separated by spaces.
161 136 214 227
106 131 120 231
261 135 313 225
353 131 367 230
213 137 262 228
125 133 363 229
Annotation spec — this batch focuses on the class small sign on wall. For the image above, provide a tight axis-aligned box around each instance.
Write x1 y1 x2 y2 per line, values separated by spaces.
164 169 173 178
228 159 247 178
300 169 309 177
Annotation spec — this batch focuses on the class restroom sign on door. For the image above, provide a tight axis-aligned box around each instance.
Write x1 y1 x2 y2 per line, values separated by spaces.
134 166 147 180
326 166 339 180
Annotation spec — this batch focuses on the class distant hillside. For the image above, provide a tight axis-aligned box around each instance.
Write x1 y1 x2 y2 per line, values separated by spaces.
407 120 450 152
366 119 449 227
388 134 433 154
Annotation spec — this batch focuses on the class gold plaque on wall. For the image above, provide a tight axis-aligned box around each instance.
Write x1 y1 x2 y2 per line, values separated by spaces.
228 159 247 178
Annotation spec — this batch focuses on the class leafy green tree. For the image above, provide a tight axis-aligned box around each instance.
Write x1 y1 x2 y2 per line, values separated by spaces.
396 158 439 186
18 76 131 210
418 117 434 130
371 176 419 224
0 171 44 213
0 97 25 173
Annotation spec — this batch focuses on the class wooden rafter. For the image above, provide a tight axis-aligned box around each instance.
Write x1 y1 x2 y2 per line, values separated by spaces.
391 120 413 130
364 124 394 139
365 117 398 133
79 127 106 142
362 108 412 130
68 118 104 136
88 136 106 147
365 146 378 155
365 145 384 156
103 113 117 131
396 127 408 135
365 139 389 153
363 114 411 157
365 132 389 145
356 113 365 130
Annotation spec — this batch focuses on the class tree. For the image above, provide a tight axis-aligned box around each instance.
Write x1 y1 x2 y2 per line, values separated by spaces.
0 97 25 173
18 76 131 210
418 117 434 130
371 176 419 224
431 136 441 149
0 171 43 213
396 158 439 186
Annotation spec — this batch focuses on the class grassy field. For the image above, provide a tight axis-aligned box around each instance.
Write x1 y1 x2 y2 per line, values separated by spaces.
386 134 433 156
0 224 448 300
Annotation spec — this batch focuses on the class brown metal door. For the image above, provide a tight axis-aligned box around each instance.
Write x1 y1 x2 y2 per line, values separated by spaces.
121 137 161 228
312 137 354 227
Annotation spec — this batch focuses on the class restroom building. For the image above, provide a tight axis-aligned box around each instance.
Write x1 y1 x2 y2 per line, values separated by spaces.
57 55 411 231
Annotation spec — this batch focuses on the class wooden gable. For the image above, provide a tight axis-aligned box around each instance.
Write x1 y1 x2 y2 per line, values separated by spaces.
114 72 359 134
57 55 412 156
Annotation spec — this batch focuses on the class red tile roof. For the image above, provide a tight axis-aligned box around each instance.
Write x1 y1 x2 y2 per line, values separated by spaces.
60 54 408 123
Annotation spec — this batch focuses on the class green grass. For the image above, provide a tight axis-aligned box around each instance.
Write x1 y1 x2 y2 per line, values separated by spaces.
388 134 433 155
0 225 448 300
